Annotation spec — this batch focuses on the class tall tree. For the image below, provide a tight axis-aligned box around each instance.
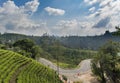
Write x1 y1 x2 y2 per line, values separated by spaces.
13 38 35 52
113 26 120 36
92 41 120 83
13 38 40 59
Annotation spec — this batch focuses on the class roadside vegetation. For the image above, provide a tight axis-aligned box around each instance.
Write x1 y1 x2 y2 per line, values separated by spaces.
92 41 120 83
92 26 120 83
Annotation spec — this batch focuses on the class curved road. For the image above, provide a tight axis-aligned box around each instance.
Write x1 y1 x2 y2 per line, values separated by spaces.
38 58 91 81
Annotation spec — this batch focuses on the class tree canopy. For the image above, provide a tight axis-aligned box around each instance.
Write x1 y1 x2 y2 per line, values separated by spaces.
92 41 120 83
13 38 41 59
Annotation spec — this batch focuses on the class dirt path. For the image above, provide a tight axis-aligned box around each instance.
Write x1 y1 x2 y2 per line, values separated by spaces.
38 58 95 82
77 71 99 83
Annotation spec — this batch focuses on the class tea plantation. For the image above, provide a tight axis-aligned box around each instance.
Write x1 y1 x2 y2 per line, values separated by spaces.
0 50 62 83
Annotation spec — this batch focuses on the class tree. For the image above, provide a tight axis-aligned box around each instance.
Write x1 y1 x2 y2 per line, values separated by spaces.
115 26 120 30
0 40 2 44
13 38 38 59
112 26 120 36
92 41 120 83
31 45 42 59
13 38 35 52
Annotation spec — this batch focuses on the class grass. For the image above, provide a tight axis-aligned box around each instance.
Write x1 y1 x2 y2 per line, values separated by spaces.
56 62 75 69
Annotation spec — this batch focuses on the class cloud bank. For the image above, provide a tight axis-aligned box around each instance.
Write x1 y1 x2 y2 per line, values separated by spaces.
0 0 49 36
87 0 120 31
0 0 120 36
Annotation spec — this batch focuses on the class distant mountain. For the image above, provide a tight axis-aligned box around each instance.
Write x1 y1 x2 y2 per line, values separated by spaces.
59 31 120 50
0 31 120 50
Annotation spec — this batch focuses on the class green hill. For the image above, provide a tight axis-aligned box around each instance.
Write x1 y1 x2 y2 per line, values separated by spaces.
0 50 62 83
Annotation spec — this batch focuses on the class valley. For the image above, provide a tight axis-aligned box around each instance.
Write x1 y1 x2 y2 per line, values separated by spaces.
0 32 120 83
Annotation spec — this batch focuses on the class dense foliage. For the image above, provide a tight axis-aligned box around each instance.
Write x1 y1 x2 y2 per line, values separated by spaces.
13 38 41 59
112 26 120 36
92 41 120 83
0 50 62 83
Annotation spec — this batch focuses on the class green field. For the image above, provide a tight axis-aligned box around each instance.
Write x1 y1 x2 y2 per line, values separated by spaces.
0 50 62 83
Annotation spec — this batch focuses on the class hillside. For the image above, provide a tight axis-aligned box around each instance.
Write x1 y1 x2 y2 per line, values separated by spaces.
42 45 96 68
0 49 62 83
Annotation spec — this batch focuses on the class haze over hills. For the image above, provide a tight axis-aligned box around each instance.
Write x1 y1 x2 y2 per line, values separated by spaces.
59 31 120 50
0 31 120 50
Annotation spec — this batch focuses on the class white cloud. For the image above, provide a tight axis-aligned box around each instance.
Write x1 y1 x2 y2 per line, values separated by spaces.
44 7 65 16
24 0 40 13
0 0 50 36
87 0 120 31
57 19 78 29
89 7 95 12
51 19 107 36
0 1 19 14
89 0 120 18
99 0 111 7
84 0 100 5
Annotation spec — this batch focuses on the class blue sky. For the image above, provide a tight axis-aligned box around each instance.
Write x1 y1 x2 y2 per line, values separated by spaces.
0 0 120 36
32 0 87 21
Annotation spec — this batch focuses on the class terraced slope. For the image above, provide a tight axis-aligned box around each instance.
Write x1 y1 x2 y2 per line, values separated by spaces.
0 50 62 83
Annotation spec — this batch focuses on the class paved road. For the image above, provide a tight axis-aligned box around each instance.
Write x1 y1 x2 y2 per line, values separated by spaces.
38 58 91 81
